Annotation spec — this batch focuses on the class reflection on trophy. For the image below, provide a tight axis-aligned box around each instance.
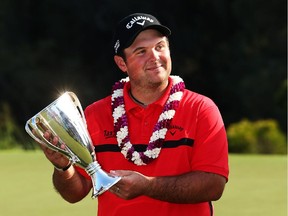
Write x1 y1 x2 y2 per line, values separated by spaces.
25 92 121 198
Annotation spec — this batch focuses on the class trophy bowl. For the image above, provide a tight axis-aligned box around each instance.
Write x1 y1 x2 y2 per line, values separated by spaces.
25 91 121 198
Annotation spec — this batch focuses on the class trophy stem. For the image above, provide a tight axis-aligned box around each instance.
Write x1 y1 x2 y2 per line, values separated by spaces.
86 161 121 199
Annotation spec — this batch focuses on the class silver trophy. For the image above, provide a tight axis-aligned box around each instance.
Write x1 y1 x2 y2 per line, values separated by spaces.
25 92 121 198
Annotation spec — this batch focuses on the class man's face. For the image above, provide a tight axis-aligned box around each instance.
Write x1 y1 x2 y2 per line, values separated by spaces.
120 29 172 89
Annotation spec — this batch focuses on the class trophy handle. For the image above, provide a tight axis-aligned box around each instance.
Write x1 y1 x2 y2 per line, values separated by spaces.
66 92 87 126
25 120 47 147
25 117 57 151
25 118 72 159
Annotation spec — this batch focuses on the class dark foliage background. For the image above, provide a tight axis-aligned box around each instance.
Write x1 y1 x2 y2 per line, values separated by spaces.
0 0 286 147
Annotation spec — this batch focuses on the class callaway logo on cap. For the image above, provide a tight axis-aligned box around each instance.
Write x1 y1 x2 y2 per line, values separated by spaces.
112 13 171 55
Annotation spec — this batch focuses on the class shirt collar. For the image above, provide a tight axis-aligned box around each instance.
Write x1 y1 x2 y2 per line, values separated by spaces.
123 77 173 112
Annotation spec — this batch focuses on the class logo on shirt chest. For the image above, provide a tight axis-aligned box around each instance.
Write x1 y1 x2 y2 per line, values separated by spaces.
168 124 184 136
104 130 116 139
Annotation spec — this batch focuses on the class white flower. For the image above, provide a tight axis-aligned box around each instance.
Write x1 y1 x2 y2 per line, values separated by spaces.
121 141 132 157
144 148 161 158
131 152 145 165
116 126 128 142
168 91 183 102
150 128 167 142
112 89 124 99
159 110 175 121
121 77 130 83
170 75 181 85
112 105 125 123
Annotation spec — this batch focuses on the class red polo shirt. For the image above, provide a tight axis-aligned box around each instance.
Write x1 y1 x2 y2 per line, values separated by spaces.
76 77 229 216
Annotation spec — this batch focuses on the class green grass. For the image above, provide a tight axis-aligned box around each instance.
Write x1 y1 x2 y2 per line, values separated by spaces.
0 151 286 216
0 150 95 216
214 154 287 216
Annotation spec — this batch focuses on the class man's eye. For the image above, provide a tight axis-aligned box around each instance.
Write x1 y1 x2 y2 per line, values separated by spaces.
156 44 165 51
136 50 145 55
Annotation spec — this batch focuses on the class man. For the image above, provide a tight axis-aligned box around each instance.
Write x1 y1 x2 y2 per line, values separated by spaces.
41 13 229 216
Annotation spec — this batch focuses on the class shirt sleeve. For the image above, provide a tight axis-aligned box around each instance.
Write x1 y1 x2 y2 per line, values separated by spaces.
191 98 229 181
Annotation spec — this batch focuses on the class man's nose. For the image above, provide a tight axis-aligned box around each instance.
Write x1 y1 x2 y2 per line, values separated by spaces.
148 49 160 61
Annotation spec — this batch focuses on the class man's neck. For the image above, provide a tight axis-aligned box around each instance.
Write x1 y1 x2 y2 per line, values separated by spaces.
129 80 170 106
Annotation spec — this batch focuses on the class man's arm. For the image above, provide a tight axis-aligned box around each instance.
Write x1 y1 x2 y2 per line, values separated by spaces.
110 170 226 203
145 171 226 203
39 131 92 203
52 166 92 203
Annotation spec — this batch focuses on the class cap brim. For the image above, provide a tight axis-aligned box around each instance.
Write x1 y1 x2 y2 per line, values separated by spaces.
124 25 171 50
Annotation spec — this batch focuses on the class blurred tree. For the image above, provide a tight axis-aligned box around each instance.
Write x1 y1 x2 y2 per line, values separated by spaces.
0 102 34 149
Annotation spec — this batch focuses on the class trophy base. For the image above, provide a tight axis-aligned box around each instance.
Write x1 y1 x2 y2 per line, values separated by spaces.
92 169 121 198
86 161 121 198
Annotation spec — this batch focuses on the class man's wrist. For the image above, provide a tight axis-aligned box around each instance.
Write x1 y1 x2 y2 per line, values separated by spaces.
54 161 72 172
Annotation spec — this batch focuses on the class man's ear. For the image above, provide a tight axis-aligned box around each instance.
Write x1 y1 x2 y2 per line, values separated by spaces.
114 55 127 72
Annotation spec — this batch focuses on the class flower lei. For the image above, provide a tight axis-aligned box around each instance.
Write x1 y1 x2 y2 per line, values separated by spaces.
111 76 185 165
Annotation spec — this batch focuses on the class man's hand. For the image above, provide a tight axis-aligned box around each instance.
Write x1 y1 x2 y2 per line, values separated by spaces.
40 130 71 170
109 170 150 200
